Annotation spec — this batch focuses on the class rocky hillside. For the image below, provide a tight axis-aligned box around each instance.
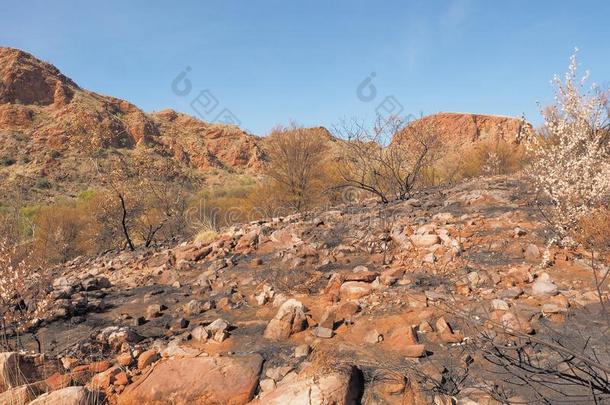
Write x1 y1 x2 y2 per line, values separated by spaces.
0 48 531 203
2 175 607 404
0 47 264 200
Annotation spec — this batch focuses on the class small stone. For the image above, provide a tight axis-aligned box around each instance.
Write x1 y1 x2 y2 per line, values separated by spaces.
266 365 292 381
60 356 79 370
205 318 230 342
491 299 510 311
172 317 189 330
532 273 558 297
435 317 464 344
114 371 129 386
259 378 276 392
311 326 333 338
264 299 308 340
403 344 426 358
339 281 372 300
410 234 441 248
116 352 134 367
191 325 210 342
524 244 540 261
498 287 523 300
455 282 470 295
514 227 527 237
138 349 160 370
146 304 165 320
423 253 436 263
541 303 567 314
294 344 310 358
184 300 206 316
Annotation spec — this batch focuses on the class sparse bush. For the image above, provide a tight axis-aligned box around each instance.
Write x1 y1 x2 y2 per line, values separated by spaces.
574 207 610 252
526 52 610 239
32 201 94 263
194 229 219 244
187 182 258 231
436 138 526 184
264 124 328 211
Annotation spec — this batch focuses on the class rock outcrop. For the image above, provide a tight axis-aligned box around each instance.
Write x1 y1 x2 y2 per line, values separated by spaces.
118 354 263 405
402 112 528 145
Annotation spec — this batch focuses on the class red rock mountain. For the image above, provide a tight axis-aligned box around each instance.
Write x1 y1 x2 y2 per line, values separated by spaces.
0 47 264 199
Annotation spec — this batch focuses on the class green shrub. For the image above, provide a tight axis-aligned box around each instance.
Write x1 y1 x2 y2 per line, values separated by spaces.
78 189 96 201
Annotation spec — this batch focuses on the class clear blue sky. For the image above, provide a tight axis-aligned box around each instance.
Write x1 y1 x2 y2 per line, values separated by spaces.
1 1 609 135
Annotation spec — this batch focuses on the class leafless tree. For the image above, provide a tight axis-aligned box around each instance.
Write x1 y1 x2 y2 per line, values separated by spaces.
333 115 443 203
92 148 192 251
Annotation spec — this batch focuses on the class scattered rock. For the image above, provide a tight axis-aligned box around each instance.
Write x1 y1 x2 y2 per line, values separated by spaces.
137 349 160 370
364 329 383 344
532 273 558 297
340 281 373 300
524 244 541 261
263 299 308 340
410 234 441 248
294 344 310 358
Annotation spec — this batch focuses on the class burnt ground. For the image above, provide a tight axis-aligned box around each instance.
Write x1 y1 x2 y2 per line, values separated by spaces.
3 174 610 404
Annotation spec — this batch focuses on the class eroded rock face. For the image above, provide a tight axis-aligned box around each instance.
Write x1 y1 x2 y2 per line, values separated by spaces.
263 299 308 340
0 47 77 106
400 112 528 145
118 354 263 405
0 352 38 393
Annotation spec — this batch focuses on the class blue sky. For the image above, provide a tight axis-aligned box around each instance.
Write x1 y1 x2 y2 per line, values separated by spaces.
1 0 609 135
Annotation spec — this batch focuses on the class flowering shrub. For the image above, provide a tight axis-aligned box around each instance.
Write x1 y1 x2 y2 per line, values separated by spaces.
0 239 36 331
526 52 610 239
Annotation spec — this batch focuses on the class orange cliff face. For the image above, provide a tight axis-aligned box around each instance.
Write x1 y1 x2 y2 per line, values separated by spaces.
399 112 529 146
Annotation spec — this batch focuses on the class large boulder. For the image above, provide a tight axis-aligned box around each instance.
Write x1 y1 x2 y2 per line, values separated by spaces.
0 352 38 393
118 354 263 405
0 384 41 404
263 299 308 340
251 367 363 404
28 386 102 405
